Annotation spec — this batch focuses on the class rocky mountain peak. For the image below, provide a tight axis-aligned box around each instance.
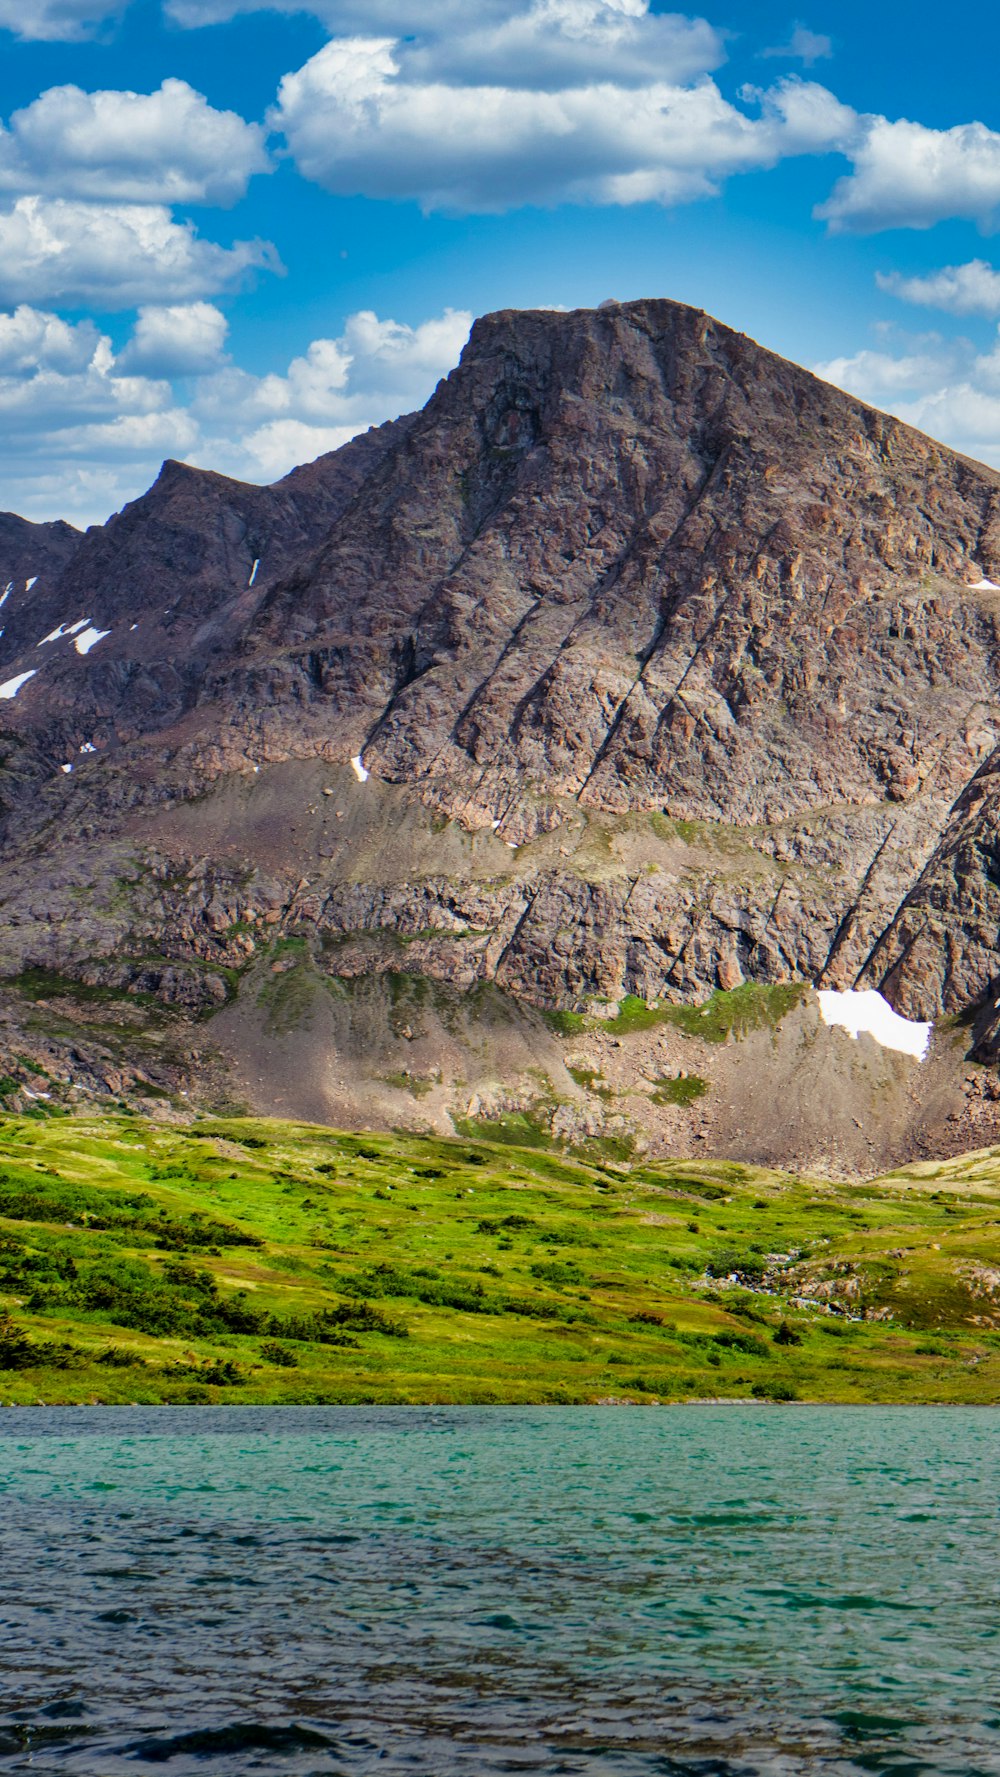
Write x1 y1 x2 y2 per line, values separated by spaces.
3 295 1000 1165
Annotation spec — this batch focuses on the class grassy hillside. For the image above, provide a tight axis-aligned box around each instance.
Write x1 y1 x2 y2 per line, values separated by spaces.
2 1112 1000 1405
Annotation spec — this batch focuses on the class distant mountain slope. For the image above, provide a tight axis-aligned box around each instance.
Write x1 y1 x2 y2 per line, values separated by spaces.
0 416 414 765
0 511 81 614
2 298 1000 1167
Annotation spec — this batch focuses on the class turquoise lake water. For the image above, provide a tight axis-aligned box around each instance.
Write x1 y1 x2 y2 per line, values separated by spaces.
0 1405 998 1774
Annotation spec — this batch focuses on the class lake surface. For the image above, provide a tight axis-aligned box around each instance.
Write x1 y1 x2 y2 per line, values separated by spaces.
0 1406 998 1775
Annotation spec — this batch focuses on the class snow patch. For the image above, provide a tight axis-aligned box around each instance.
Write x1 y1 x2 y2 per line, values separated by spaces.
39 619 89 646
24 576 37 592
74 626 111 655
816 988 931 1059
248 558 260 587
969 575 1000 591
0 669 37 699
60 763 72 774
491 819 502 831
350 754 369 783
0 582 12 610
79 742 96 754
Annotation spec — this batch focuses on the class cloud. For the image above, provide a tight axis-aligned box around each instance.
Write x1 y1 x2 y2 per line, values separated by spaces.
814 339 966 404
0 0 124 39
760 24 832 66
178 0 725 87
0 197 281 308
876 260 1000 318
115 302 229 375
165 0 725 86
818 115 1000 233
0 301 196 523
0 305 103 375
813 326 1000 475
0 303 469 526
0 80 270 207
271 35 852 213
194 306 473 475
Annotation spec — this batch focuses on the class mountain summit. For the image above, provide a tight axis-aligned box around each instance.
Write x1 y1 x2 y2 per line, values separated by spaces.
3 297 1000 1172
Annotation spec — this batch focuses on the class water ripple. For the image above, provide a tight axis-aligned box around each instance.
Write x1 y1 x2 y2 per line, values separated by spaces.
0 1406 998 1775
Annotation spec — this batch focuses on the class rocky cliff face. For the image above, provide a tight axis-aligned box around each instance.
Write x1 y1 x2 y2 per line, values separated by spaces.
2 297 1000 1168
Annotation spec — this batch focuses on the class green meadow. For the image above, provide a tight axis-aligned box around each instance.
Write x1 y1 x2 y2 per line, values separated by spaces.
2 1111 1000 1405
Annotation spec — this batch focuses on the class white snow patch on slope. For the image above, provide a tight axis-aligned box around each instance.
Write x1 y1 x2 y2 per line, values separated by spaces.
24 576 37 592
74 626 111 655
39 619 89 646
817 988 931 1059
970 576 1000 591
60 763 72 774
248 558 260 587
0 669 37 699
0 582 12 610
79 741 96 754
350 755 369 783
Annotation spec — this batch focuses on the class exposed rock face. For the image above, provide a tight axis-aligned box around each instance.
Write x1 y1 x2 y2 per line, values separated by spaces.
3 296 1000 1160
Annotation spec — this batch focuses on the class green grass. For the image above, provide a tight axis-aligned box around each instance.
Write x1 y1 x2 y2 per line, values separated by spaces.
650 1074 708 1107
3 1113 1000 1404
544 982 808 1043
609 982 808 1040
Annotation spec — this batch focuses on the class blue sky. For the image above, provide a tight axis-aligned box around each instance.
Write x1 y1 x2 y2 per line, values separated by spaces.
2 0 1000 526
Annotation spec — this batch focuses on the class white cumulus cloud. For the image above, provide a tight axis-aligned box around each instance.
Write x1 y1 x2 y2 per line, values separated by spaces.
166 0 724 87
0 302 195 523
116 302 229 375
0 197 281 309
0 79 270 206
818 115 1000 234
194 305 472 477
0 303 469 526
271 36 851 213
0 304 103 375
813 326 1000 476
876 259 1000 318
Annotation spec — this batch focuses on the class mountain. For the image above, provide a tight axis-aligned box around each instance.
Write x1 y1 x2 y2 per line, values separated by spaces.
2 296 1000 1174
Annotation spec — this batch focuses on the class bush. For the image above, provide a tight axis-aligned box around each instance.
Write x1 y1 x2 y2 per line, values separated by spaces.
166 1357 246 1387
0 1310 38 1370
773 1320 803 1347
705 1249 767 1285
259 1341 299 1368
0 1311 84 1371
712 1328 770 1358
530 1260 583 1285
97 1347 147 1368
477 1215 536 1235
0 1173 261 1248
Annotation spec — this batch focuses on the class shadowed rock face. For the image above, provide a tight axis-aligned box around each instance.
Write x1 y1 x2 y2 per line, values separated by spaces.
3 296 1000 1151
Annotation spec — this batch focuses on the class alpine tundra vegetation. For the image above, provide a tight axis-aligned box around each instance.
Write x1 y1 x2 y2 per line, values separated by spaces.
3 1111 1000 1406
